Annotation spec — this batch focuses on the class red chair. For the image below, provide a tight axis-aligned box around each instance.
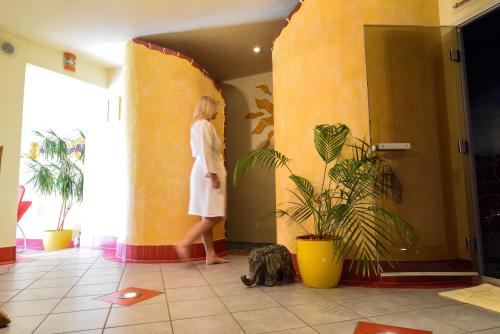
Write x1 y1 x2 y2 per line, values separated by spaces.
17 185 32 252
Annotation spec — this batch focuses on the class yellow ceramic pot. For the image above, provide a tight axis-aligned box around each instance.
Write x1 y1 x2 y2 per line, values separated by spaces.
296 236 343 288
42 230 73 251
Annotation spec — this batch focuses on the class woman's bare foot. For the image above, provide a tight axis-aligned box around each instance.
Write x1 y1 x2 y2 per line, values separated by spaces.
174 244 190 261
206 255 230 265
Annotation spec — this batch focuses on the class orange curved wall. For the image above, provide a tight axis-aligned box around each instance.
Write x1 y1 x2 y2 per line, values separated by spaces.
272 0 439 253
123 40 226 246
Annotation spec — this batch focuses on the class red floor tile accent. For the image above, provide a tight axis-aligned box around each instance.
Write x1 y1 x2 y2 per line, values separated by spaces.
355 321 432 334
95 287 163 307
0 246 16 264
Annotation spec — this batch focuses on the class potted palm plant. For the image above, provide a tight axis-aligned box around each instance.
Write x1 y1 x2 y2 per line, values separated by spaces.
25 130 85 251
234 124 420 288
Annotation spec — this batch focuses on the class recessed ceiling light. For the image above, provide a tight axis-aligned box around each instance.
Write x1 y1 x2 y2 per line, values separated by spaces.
253 46 261 54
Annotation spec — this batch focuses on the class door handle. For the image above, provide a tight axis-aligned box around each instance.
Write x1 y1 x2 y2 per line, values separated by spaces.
371 143 411 151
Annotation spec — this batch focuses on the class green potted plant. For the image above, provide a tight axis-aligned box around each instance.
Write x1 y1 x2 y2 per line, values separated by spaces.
233 124 420 288
25 130 85 251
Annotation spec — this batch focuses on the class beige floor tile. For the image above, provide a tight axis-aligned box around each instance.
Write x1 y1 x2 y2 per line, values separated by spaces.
0 315 45 334
232 307 307 334
53 295 112 313
166 285 216 302
211 282 262 297
61 330 102 334
268 289 328 306
334 294 415 317
124 264 160 273
121 271 162 282
104 321 172 334
12 286 72 301
369 311 464 333
67 283 119 297
258 283 307 293
315 285 383 300
0 272 45 282
288 301 363 325
90 262 126 269
169 297 227 320
53 263 93 271
172 314 243 334
422 305 500 332
268 328 318 334
34 309 109 334
106 303 170 327
0 290 20 302
85 268 124 276
221 291 279 312
201 269 242 285
314 319 371 334
0 279 35 291
469 328 500 333
29 277 80 289
12 266 56 273
78 274 122 285
160 263 198 272
1 298 60 317
163 275 207 289
43 270 87 278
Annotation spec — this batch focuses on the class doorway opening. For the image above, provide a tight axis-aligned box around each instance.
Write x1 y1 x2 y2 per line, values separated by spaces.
17 63 107 252
461 5 500 279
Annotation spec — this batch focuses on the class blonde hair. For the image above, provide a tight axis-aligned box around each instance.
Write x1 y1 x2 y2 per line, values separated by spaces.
192 96 218 122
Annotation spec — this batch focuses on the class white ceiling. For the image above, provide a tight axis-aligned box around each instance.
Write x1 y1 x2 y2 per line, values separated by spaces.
0 0 297 69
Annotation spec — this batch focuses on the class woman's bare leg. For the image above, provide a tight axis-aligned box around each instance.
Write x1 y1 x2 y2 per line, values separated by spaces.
175 218 217 261
201 225 229 265
175 217 228 264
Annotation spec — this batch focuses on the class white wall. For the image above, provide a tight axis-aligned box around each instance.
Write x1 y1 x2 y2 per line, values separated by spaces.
439 0 500 24
80 67 128 247
223 72 276 243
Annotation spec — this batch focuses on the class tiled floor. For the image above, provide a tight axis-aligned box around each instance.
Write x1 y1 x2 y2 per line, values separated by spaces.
0 249 499 334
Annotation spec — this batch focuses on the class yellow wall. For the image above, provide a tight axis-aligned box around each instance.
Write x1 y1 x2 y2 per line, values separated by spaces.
123 42 225 245
0 28 107 248
439 0 499 24
272 0 439 252
223 72 276 243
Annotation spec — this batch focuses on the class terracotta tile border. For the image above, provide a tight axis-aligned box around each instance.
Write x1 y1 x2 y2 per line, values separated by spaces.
114 239 227 263
0 246 16 264
273 0 304 47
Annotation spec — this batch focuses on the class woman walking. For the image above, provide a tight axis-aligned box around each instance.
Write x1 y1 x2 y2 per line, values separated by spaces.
175 96 229 264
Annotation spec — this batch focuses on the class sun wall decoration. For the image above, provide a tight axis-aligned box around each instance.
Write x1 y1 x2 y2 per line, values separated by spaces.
246 84 274 148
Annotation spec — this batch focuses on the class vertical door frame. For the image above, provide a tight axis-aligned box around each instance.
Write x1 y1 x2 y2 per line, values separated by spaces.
456 4 500 277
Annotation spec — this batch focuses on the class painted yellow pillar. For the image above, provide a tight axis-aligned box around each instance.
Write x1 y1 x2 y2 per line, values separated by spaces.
121 41 225 254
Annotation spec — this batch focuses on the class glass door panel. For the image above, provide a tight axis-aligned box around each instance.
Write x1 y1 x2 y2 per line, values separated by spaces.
364 26 476 271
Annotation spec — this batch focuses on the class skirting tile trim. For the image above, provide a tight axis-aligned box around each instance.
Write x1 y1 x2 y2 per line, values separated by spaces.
0 246 16 264
115 239 227 262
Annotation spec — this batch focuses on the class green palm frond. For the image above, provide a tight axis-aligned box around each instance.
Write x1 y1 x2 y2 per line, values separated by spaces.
314 124 349 164
233 148 291 186
26 129 85 230
289 174 314 198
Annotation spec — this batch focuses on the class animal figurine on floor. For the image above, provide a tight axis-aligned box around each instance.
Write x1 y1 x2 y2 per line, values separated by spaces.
0 309 10 328
241 244 295 287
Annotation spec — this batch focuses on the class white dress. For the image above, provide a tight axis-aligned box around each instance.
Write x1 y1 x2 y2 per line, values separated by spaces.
188 119 227 217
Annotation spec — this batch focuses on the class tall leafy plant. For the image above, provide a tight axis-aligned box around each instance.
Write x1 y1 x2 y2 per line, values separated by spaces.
26 130 85 231
233 124 420 276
